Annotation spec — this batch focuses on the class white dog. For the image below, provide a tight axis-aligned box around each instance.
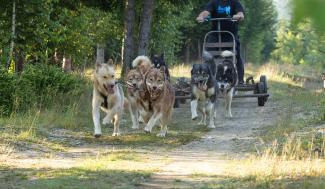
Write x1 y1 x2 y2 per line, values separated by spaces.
92 59 124 137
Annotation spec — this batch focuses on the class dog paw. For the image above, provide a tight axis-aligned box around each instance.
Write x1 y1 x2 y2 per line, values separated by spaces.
144 127 152 133
112 132 120 137
138 116 145 123
94 134 102 138
198 121 206 125
157 132 166 137
131 125 140 129
102 117 111 125
208 124 216 129
192 115 198 121
226 113 233 118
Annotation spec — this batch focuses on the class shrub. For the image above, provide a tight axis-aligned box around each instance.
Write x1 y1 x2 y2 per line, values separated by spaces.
0 69 15 116
1 64 86 115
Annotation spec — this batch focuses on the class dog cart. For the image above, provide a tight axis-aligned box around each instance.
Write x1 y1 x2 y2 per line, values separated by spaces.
174 17 269 107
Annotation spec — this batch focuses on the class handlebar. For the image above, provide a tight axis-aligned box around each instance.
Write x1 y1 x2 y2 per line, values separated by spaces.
204 17 238 22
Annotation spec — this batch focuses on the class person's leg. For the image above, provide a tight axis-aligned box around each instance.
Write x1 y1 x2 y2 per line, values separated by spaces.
235 37 244 84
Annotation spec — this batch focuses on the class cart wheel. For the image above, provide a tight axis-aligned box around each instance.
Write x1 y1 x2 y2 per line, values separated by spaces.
260 75 268 93
257 82 266 106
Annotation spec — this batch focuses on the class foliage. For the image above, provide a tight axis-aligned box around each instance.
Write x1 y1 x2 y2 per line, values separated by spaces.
293 0 325 33
272 20 325 68
0 69 14 115
0 65 85 116
240 0 277 64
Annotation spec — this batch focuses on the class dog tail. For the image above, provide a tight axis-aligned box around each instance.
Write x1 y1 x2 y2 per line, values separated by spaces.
132 55 151 68
132 56 152 74
221 50 234 58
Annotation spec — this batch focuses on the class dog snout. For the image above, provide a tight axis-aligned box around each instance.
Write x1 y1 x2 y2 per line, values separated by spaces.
108 84 115 89
153 86 157 90
132 83 137 87
220 84 225 89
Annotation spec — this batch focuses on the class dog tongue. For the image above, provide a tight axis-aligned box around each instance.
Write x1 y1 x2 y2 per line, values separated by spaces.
198 83 207 91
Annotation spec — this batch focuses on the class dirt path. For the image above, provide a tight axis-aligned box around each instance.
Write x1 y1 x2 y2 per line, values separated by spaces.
1 93 278 188
140 96 277 188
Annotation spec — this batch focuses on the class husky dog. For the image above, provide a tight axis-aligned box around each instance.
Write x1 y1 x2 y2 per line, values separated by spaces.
151 53 170 81
215 50 238 118
190 51 217 128
144 67 175 137
125 56 152 129
92 59 124 137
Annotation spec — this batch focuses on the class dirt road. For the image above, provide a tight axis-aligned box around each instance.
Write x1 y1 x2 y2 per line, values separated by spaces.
140 96 277 188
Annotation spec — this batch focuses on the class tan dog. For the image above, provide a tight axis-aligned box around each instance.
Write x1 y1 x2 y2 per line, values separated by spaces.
92 59 124 137
126 56 152 129
144 67 175 137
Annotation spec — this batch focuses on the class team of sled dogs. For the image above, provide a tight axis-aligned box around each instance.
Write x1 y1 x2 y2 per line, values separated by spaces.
92 51 237 138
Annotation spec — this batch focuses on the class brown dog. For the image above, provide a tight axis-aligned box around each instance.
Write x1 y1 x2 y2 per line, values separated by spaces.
144 67 175 137
126 56 152 129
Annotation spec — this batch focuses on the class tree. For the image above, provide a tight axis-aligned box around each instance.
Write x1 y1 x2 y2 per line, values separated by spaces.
138 0 155 56
121 0 136 77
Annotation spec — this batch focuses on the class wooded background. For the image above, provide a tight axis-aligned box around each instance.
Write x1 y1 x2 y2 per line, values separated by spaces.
0 0 324 76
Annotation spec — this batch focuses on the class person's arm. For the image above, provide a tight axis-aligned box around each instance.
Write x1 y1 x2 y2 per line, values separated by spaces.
232 0 244 21
196 0 215 23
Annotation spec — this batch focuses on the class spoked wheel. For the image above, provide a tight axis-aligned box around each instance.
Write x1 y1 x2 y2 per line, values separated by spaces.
256 75 268 106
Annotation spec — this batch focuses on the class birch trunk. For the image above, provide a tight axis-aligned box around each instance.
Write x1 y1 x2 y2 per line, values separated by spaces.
6 0 16 69
96 43 105 63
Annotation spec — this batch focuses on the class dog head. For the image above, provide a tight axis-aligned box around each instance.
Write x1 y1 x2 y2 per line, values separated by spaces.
216 60 237 93
125 68 144 92
145 67 166 99
94 59 116 94
191 63 212 91
151 53 166 69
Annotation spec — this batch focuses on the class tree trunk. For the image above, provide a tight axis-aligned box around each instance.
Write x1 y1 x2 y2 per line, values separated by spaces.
121 0 136 78
185 40 190 64
6 0 16 69
198 39 201 61
15 50 24 73
96 43 105 63
138 0 155 56
62 56 72 72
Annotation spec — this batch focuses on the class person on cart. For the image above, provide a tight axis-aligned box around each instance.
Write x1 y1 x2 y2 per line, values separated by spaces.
196 0 245 84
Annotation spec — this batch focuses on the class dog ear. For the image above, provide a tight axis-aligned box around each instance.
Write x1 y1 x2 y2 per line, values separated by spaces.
107 59 114 66
160 66 166 73
95 62 102 71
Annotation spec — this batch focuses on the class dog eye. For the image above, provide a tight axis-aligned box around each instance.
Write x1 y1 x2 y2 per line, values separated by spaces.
111 75 115 78
103 76 108 79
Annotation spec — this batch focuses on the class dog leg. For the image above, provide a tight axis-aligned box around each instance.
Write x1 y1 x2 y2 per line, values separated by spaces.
112 114 121 136
157 123 168 137
144 112 162 133
102 111 113 125
92 94 102 138
129 101 139 129
225 89 233 118
191 100 199 120
198 106 207 125
207 102 216 128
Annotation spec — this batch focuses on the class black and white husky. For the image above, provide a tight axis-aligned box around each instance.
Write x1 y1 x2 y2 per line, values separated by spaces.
215 50 238 118
190 52 217 128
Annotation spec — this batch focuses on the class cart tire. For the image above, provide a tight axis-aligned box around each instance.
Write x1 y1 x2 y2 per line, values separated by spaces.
260 75 268 93
257 82 266 106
